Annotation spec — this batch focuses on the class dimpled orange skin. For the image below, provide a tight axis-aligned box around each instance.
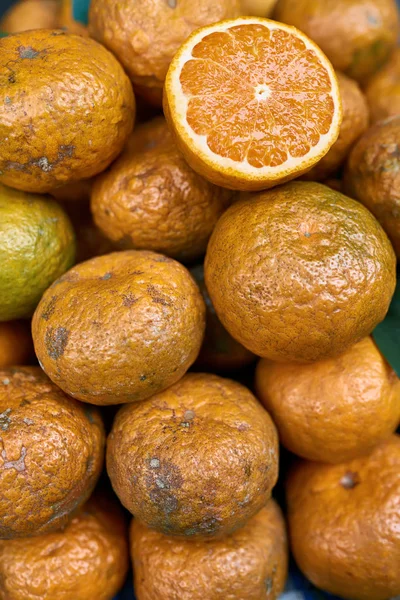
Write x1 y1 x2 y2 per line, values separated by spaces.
91 118 232 263
345 116 400 258
0 30 135 193
0 0 59 32
365 50 400 123
286 435 400 600
255 337 400 463
0 495 129 600
107 373 279 540
303 72 369 181
205 181 396 363
88 0 241 105
273 0 399 82
0 322 33 368
131 500 288 600
0 366 104 539
190 264 256 371
32 250 206 405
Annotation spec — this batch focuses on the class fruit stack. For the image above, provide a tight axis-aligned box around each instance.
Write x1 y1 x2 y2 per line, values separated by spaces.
0 1 399 600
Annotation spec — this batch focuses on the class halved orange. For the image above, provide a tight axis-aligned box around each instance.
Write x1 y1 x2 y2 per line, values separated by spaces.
164 17 342 191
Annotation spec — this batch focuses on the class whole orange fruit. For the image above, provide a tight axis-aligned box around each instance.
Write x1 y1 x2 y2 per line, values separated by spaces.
205 181 396 362
32 250 205 405
365 49 400 123
0 367 104 539
91 118 231 262
345 116 400 257
0 0 59 32
303 72 369 181
287 435 400 600
0 30 135 193
0 321 33 368
274 0 399 82
131 500 288 600
107 373 279 540
255 337 400 463
0 495 128 600
88 0 241 105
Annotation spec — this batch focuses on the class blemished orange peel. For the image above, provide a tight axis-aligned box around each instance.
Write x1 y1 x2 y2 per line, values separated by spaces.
164 17 342 191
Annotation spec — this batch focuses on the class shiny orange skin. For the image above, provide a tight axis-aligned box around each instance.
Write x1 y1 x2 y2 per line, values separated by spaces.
304 72 369 180
274 0 399 82
131 500 288 600
0 366 104 539
0 30 135 193
255 337 400 463
107 373 279 540
91 118 232 263
205 181 396 363
88 0 241 105
345 116 400 257
0 321 33 368
365 49 400 123
287 435 400 600
0 495 129 600
32 250 206 406
191 264 256 371
0 0 59 32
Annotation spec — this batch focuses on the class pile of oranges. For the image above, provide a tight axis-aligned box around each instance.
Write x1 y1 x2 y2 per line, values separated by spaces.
0 0 399 599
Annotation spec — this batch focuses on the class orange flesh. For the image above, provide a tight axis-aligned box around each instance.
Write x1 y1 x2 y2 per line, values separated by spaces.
181 25 335 167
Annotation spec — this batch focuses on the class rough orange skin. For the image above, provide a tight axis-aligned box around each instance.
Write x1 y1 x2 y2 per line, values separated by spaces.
0 321 33 368
0 0 59 32
255 337 400 463
286 435 400 600
107 373 279 540
32 250 206 405
91 118 232 262
365 49 400 123
131 500 288 600
0 495 129 600
304 72 369 180
205 181 396 363
191 264 256 372
88 0 241 105
345 116 400 258
274 0 399 82
0 367 104 539
0 30 135 193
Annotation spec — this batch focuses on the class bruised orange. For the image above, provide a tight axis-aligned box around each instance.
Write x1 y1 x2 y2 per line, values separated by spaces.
0 0 59 32
107 373 279 540
0 321 33 368
287 435 400 600
32 251 205 405
0 30 135 193
131 500 288 600
0 367 104 539
255 337 400 463
164 17 342 191
0 495 128 600
205 182 396 362
365 49 400 123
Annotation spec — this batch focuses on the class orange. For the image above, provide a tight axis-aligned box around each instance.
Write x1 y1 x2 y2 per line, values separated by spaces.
286 435 400 600
0 321 33 368
50 179 92 204
107 373 279 539
59 0 88 35
241 0 277 16
344 115 400 257
255 337 400 463
88 0 241 105
365 49 400 123
205 181 396 362
131 500 288 600
164 17 342 191
0 366 104 538
32 250 206 405
274 0 399 82
0 495 129 600
0 0 59 33
0 30 135 193
91 117 232 262
303 72 369 180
